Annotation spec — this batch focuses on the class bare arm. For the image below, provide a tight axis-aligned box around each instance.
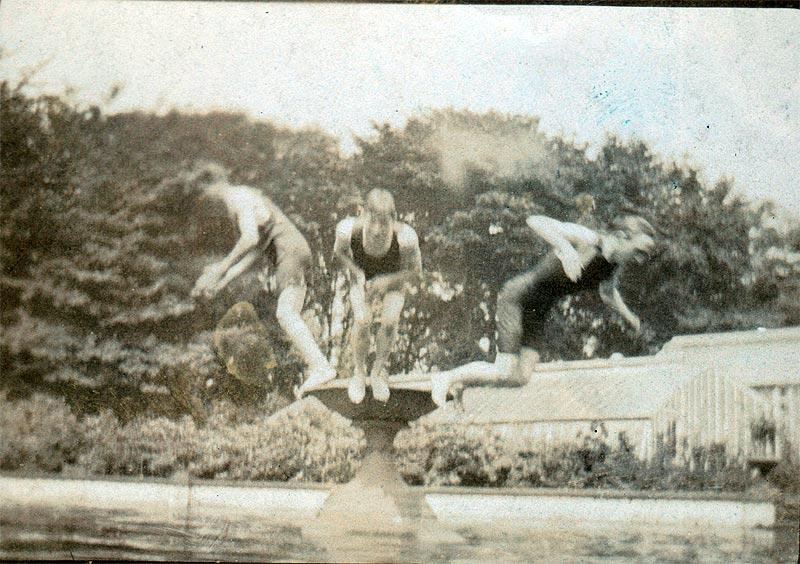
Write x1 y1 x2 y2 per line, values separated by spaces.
207 250 259 295
526 215 599 282
192 221 260 297
192 188 269 297
333 218 366 283
599 275 641 332
217 211 263 273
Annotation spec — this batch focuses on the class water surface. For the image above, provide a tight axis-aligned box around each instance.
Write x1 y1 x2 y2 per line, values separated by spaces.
1 503 796 562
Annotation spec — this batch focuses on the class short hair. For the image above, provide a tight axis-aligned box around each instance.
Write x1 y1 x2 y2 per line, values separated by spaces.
611 215 656 238
364 189 396 218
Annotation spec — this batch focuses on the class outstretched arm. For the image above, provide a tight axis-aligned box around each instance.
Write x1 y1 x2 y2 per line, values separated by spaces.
599 275 641 332
206 250 259 296
333 218 366 284
217 211 263 274
193 197 267 297
526 215 599 282
367 225 422 296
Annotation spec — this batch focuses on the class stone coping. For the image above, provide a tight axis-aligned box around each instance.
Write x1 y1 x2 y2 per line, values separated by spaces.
0 470 330 491
418 484 776 503
1 473 781 530
0 471 775 502
424 492 777 529
0 474 331 521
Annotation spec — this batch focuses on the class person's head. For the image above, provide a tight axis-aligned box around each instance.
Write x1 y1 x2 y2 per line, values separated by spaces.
602 215 656 265
361 189 396 243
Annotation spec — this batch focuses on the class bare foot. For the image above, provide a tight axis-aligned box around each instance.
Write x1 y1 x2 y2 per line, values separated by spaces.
295 365 337 398
430 373 451 408
371 370 390 402
348 372 366 404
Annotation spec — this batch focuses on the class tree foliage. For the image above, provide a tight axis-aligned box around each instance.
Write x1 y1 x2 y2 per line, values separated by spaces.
2 84 798 418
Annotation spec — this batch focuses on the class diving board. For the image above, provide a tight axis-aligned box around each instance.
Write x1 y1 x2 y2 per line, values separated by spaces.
307 373 436 422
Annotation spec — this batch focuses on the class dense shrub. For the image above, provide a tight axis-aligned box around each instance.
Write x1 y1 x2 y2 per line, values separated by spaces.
768 461 800 494
76 410 122 475
0 393 363 483
394 424 759 492
191 397 366 483
767 443 800 494
78 411 198 477
0 393 81 472
0 390 790 493
394 421 512 486
76 394 293 478
203 393 292 428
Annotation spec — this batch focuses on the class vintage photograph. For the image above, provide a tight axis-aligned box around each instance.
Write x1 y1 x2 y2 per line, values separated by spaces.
0 1 798 561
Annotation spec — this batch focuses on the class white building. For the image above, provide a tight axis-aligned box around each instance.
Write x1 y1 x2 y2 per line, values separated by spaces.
424 326 800 466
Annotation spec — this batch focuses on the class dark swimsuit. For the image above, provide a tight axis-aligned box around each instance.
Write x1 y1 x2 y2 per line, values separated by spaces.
496 249 618 353
350 225 402 281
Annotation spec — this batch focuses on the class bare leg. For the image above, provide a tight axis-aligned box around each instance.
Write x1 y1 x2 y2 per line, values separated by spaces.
371 291 404 402
431 353 526 407
431 269 539 407
278 285 335 395
348 283 370 403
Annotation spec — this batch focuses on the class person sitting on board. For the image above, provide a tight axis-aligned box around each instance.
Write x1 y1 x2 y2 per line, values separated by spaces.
331 189 423 403
189 162 336 394
430 212 656 407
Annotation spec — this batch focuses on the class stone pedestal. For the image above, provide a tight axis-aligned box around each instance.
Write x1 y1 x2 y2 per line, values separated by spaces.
303 382 462 558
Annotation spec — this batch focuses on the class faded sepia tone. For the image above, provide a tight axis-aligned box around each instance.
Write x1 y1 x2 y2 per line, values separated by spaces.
1 2 798 562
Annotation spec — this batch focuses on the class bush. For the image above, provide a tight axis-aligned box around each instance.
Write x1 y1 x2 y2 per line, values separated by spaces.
203 393 291 429
506 436 634 489
768 460 800 494
394 421 511 486
179 397 276 479
767 443 800 494
77 394 295 479
713 464 753 492
395 424 626 489
0 393 82 472
78 411 199 477
77 410 122 475
191 397 366 483
654 444 752 492
506 449 544 487
597 448 650 489
542 436 612 488
394 423 758 492
0 392 362 483
118 416 199 477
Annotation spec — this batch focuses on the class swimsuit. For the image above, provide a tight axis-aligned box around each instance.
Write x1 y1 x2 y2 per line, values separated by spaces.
349 225 402 281
496 250 617 354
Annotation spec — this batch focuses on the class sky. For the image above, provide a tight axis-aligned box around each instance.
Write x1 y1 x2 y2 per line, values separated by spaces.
1 1 798 215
